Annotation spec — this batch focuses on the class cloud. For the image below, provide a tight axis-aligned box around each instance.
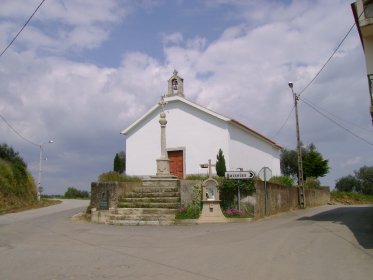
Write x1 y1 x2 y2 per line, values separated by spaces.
1 0 372 194
341 156 363 167
162 32 184 45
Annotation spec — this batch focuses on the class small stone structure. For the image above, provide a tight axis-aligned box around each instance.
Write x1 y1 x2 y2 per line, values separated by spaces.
197 160 227 224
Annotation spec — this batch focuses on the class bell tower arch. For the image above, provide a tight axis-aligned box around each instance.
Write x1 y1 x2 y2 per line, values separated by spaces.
167 69 184 97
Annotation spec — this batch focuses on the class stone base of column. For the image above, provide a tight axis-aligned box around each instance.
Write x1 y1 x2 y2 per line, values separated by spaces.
153 158 177 179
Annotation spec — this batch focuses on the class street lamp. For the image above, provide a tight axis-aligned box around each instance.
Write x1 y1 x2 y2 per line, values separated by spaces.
37 140 54 200
288 82 305 209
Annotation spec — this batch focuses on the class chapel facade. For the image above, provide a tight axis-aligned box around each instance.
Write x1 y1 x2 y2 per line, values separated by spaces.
122 71 282 179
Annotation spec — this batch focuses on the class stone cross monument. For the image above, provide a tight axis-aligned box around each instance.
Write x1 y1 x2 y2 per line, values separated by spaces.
155 96 175 178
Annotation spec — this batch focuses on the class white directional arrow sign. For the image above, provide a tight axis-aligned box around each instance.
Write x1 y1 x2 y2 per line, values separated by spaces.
225 171 255 179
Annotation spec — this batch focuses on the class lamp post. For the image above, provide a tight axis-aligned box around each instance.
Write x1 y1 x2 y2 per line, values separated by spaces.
288 82 305 209
37 140 53 200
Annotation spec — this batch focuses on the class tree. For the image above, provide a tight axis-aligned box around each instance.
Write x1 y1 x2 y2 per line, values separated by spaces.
0 143 27 168
215 149 226 177
64 187 89 198
118 151 126 173
355 166 373 195
113 153 124 174
335 175 360 192
302 144 329 179
280 149 298 178
280 143 329 182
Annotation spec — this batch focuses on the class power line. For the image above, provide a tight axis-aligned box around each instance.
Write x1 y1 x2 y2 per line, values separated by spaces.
298 5 369 96
301 96 373 133
0 0 46 59
0 113 39 146
299 23 356 96
299 97 373 146
0 0 47 146
271 106 295 139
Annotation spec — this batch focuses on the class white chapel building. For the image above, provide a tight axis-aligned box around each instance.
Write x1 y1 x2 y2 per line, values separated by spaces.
121 71 282 179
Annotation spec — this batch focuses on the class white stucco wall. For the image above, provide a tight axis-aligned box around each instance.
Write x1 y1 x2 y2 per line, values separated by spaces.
228 124 281 176
125 99 230 177
363 36 373 75
125 98 281 178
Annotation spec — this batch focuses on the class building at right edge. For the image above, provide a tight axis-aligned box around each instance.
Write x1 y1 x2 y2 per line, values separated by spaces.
352 0 373 124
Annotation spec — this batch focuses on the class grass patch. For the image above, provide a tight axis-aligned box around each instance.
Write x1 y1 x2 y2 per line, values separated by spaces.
331 191 373 205
0 199 61 215
185 174 209 180
175 205 200 219
99 171 142 182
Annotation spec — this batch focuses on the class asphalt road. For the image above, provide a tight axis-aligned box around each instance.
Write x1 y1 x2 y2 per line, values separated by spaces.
0 200 372 280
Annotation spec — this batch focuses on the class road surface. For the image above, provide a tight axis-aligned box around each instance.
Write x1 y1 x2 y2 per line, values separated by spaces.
0 200 372 280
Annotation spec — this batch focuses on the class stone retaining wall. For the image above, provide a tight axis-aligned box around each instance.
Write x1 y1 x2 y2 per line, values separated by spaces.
254 181 330 218
90 180 330 219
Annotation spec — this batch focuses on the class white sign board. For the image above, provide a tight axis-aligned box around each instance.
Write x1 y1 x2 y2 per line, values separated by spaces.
258 167 272 181
225 171 254 179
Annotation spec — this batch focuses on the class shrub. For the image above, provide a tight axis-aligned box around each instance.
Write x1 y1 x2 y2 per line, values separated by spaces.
64 187 89 199
216 149 226 177
175 205 200 219
223 207 254 218
304 177 321 189
185 174 208 180
218 178 255 193
335 175 360 192
218 178 255 210
98 171 141 182
176 185 201 219
269 176 294 186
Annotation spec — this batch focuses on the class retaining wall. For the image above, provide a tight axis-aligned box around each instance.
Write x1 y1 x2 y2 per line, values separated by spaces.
254 181 330 218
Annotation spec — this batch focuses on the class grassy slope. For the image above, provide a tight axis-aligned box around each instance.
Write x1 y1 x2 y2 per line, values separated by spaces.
0 158 40 213
331 191 373 205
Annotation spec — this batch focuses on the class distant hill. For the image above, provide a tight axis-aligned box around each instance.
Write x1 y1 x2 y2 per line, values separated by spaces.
0 144 37 213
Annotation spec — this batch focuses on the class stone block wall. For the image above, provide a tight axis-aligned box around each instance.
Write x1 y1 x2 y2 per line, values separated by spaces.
91 182 119 210
254 181 330 218
179 180 202 206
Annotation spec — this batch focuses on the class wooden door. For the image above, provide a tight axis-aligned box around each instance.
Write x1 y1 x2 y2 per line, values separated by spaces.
168 150 184 179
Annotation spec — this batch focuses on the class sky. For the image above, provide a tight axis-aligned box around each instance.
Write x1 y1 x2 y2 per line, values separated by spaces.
0 0 372 195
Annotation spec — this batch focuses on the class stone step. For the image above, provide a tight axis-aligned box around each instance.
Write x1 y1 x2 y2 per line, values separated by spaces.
130 187 178 193
124 191 179 198
108 220 175 226
109 213 175 221
120 197 180 204
141 180 179 188
113 208 177 215
118 202 179 209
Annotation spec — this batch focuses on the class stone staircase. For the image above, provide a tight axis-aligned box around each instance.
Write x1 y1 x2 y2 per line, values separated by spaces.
108 180 180 225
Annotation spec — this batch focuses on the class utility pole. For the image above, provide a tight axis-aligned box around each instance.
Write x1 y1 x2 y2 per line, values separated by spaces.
288 82 305 209
37 140 54 200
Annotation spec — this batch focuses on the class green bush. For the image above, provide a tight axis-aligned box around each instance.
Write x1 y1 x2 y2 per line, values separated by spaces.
98 171 141 182
304 177 321 189
216 149 226 177
185 174 208 180
176 186 201 219
269 176 294 186
218 178 255 210
64 187 89 199
175 204 201 219
218 178 255 193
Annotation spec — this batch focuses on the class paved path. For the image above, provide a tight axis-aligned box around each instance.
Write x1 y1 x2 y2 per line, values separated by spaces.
0 201 372 280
